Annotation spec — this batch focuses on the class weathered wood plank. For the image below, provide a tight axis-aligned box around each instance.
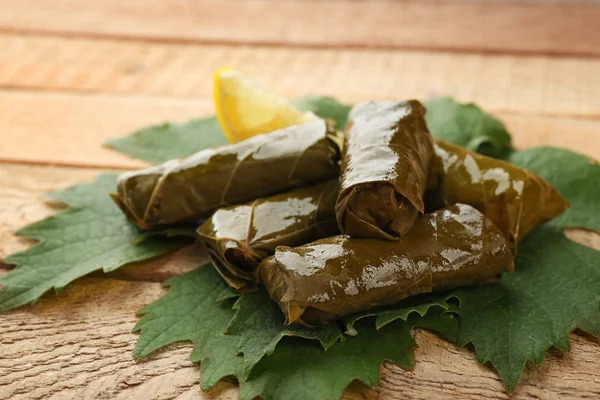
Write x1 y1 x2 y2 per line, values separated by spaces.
0 163 206 281
1 275 599 400
1 34 599 118
0 0 599 56
0 91 598 169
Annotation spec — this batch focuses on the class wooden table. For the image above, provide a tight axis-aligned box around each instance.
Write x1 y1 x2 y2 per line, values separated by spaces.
1 1 600 399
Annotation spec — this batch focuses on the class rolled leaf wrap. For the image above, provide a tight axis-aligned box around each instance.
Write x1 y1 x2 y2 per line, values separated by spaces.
427 140 569 246
336 100 434 240
258 204 514 326
111 119 342 230
197 179 339 292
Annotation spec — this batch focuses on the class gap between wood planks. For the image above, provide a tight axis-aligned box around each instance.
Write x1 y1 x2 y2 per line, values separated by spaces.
0 0 599 57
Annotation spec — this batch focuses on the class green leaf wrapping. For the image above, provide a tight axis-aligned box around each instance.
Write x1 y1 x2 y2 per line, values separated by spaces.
427 140 569 246
112 119 341 230
197 179 339 292
336 100 434 240
227 290 343 377
257 204 514 326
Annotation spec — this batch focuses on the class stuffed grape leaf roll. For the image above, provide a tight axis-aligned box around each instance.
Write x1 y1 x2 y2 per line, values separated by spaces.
197 180 339 292
258 204 514 326
336 100 434 240
427 140 569 246
111 119 342 230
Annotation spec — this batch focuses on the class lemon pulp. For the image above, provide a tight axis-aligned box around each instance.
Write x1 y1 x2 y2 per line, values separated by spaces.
213 68 313 143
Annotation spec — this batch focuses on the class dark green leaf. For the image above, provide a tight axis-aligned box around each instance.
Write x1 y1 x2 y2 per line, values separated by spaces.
452 146 600 392
454 226 600 392
293 96 351 129
197 331 243 391
226 289 343 377
343 293 450 335
239 319 416 400
134 266 244 390
411 308 460 344
133 266 235 360
508 147 600 232
105 117 228 164
424 97 512 158
1 174 187 312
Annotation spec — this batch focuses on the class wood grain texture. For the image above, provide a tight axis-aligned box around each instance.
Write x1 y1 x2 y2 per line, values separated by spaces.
1 275 599 400
1 34 600 118
0 163 206 281
0 91 209 169
1 91 598 170
1 0 599 56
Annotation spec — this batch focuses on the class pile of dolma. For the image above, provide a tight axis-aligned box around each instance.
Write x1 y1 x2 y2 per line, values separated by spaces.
113 100 568 326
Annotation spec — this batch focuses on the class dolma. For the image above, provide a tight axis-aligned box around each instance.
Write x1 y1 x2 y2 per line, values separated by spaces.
336 100 434 240
111 119 342 230
197 180 339 292
258 204 514 326
427 140 568 246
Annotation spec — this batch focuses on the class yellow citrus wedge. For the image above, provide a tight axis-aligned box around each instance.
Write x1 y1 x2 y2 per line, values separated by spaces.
214 68 314 143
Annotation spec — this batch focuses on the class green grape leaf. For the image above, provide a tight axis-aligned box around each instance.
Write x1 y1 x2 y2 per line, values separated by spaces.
453 147 600 392
105 117 228 164
226 289 343 377
133 266 243 390
508 147 600 232
0 174 187 312
454 226 600 392
293 96 351 129
412 307 461 343
239 318 416 400
343 293 450 335
133 266 235 360
423 97 513 158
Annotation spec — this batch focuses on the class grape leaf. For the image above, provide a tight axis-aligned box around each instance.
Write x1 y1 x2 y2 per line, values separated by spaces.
133 265 236 360
238 318 416 400
423 97 512 158
454 226 600 392
105 117 228 164
293 96 351 129
134 267 455 396
452 147 600 392
226 289 343 377
412 307 460 343
133 266 245 390
0 174 187 312
508 147 600 232
200 331 243 391
343 293 451 335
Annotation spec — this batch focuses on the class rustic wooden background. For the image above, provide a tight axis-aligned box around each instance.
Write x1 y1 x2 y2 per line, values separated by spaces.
1 1 600 399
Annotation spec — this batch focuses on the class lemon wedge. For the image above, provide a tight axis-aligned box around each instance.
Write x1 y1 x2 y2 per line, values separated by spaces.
214 68 314 143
